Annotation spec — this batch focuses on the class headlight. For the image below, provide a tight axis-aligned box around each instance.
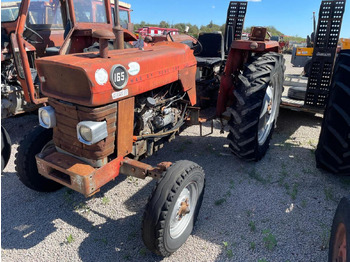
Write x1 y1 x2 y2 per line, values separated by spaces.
79 125 93 142
77 121 108 145
38 106 56 129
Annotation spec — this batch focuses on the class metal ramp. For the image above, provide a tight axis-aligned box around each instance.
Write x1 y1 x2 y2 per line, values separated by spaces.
224 1 248 54
304 0 346 109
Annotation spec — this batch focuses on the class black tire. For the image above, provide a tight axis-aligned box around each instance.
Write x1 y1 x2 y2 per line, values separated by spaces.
315 50 350 174
1 125 12 172
142 160 205 256
227 52 285 161
328 195 350 262
15 126 63 192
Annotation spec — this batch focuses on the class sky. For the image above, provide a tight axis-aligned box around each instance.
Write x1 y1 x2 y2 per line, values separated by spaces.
130 0 349 38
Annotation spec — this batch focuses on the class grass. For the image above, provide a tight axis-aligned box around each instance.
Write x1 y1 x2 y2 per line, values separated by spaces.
127 176 139 187
102 196 110 205
324 188 336 202
246 209 254 218
64 189 74 203
249 221 256 232
66 234 74 244
222 242 234 258
215 198 226 206
215 179 236 206
287 183 299 200
139 247 147 256
278 164 288 186
262 229 277 251
229 180 235 189
307 139 317 149
127 230 138 241
123 254 131 261
94 238 108 245
249 242 256 251
302 168 314 175
248 168 268 185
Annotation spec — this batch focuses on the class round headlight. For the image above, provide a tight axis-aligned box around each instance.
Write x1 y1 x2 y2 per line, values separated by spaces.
40 110 50 126
79 126 92 142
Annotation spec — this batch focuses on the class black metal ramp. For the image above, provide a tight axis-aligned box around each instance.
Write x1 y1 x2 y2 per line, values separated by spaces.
224 1 248 54
304 0 346 109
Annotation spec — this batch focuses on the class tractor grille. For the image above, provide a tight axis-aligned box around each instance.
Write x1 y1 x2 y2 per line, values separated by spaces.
49 99 117 160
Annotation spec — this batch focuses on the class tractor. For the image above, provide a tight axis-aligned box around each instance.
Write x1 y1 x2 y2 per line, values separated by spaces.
15 0 284 256
0 0 133 170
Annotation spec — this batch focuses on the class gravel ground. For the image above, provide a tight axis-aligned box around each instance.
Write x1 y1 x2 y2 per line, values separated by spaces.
2 54 350 262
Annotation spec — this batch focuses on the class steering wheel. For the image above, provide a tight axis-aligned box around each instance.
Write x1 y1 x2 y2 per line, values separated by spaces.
24 25 44 44
192 40 203 56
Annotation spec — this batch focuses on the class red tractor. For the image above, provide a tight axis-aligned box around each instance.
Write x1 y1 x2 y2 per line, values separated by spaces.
15 0 284 256
0 0 134 169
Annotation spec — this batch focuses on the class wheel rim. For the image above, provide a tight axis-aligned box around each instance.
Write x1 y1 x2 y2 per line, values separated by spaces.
169 182 198 239
332 222 347 262
258 83 277 145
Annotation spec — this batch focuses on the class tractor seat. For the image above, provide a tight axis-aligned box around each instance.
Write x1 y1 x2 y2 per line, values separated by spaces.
195 32 224 67
45 20 71 56
196 57 223 67
45 46 60 56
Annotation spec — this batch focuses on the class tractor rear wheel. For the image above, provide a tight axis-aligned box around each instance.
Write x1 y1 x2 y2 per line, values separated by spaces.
315 50 350 174
328 195 350 262
142 160 205 256
1 126 11 172
227 52 285 161
15 126 63 192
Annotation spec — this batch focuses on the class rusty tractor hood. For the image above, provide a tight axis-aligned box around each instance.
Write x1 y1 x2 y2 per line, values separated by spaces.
36 42 197 107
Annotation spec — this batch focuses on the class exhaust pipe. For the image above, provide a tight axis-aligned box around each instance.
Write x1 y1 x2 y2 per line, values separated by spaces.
113 0 124 50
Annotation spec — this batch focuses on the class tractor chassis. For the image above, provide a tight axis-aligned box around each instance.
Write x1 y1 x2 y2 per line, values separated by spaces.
36 151 171 197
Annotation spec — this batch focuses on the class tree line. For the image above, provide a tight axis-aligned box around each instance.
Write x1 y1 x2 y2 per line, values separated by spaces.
134 21 305 42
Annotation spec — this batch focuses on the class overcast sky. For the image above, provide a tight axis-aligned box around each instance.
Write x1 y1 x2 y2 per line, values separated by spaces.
130 0 349 38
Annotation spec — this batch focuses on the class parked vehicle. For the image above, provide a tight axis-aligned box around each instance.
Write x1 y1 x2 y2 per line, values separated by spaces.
137 26 179 38
1 0 133 119
15 0 286 256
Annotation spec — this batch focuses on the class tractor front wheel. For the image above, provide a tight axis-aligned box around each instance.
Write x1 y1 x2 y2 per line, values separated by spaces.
227 52 285 161
142 160 205 256
15 126 63 192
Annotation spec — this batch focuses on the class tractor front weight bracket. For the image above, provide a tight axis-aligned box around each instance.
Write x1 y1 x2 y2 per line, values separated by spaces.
119 157 172 180
36 151 172 197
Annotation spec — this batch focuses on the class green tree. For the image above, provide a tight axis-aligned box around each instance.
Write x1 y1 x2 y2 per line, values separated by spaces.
159 21 169 28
